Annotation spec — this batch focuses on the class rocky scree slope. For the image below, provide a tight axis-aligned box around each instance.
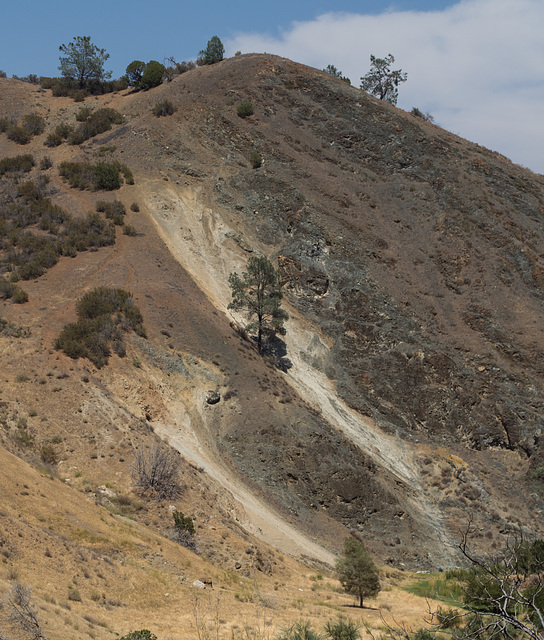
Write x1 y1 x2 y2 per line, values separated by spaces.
113 54 544 562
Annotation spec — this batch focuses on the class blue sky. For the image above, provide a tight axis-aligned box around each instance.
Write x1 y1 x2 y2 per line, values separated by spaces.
1 0 543 173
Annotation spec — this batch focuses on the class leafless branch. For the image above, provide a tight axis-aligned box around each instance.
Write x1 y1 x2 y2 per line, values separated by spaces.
131 442 180 500
0 583 45 640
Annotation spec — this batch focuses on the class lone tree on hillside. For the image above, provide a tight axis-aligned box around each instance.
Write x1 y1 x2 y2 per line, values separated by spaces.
360 53 407 105
58 36 112 88
198 36 225 65
228 255 288 354
336 537 381 608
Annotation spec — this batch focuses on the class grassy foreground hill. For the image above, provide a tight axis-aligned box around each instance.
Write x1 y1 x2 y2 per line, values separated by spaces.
1 52 544 636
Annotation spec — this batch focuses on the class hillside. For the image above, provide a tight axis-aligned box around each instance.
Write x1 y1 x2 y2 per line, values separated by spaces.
1 52 544 635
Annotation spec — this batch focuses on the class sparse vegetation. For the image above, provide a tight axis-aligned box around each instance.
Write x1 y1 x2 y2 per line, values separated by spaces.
152 100 176 117
119 631 157 640
55 287 146 368
0 171 119 285
0 154 34 175
0 582 45 640
411 107 434 123
59 160 127 190
96 200 126 225
68 107 124 145
323 65 351 84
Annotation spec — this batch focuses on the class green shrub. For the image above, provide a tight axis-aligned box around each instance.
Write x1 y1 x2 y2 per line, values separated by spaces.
12 288 29 304
96 200 126 218
58 161 95 189
67 588 81 602
0 117 9 132
130 202 139 212
56 287 145 368
0 154 34 175
121 164 134 185
69 107 124 145
324 618 360 640
119 631 157 640
0 279 17 300
7 125 32 144
55 122 73 139
59 160 125 191
237 101 254 118
123 224 137 236
75 106 92 122
250 151 262 169
44 133 62 147
140 61 165 90
152 100 176 117
276 622 321 640
173 510 195 535
22 113 45 135
40 443 58 464
93 161 122 190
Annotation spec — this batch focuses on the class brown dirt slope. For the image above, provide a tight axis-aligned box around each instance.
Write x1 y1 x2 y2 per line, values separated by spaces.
1 53 544 622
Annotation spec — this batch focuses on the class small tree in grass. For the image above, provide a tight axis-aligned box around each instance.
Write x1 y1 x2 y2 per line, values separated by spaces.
336 537 380 608
228 255 288 353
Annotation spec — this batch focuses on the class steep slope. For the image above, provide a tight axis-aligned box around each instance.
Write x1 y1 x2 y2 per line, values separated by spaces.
1 52 544 584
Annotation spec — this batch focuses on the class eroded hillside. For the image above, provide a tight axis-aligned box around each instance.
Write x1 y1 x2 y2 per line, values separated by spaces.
1 53 544 604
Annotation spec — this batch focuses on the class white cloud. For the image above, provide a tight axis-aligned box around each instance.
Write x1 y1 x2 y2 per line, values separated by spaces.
226 0 544 173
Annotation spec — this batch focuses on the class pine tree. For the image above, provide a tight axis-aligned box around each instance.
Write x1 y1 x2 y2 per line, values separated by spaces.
228 256 288 353
336 538 381 608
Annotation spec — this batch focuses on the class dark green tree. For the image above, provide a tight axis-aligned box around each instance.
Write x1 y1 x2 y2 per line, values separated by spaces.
126 60 146 87
336 538 380 608
198 36 225 65
360 54 407 105
140 60 165 90
58 36 112 88
228 256 288 353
